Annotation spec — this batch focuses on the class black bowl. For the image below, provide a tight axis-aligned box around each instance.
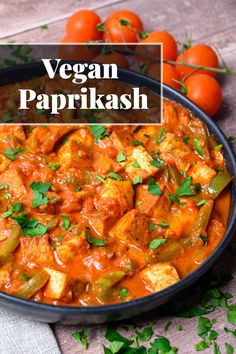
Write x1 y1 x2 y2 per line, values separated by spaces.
0 64 235 324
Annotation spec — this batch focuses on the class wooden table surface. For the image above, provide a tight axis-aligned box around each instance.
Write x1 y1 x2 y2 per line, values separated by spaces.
0 1 236 353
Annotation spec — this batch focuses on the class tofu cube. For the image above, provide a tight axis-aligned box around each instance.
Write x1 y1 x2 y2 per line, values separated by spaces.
43 267 71 299
19 235 54 267
190 162 216 185
0 168 27 200
140 262 180 292
125 146 158 180
109 209 151 247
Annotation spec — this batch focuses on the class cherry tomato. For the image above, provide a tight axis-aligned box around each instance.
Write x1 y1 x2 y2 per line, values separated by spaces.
185 74 222 116
148 63 180 89
140 31 178 61
66 9 103 42
93 52 129 68
175 44 219 78
103 10 143 43
59 35 98 61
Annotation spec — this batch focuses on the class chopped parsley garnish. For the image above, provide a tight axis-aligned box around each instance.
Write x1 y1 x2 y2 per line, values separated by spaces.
199 233 208 246
136 200 142 206
40 24 48 30
197 199 206 207
132 176 143 185
176 177 194 197
168 193 180 204
1 202 22 218
97 175 106 184
150 223 156 231
61 215 70 231
164 321 172 332
193 138 203 157
119 288 129 300
149 238 166 249
116 152 126 163
0 184 8 190
155 127 166 144
72 328 89 350
148 178 162 196
132 161 141 168
213 144 223 151
158 221 169 228
108 172 123 180
131 139 143 146
30 182 51 208
149 158 164 168
89 125 108 140
21 273 31 282
11 215 48 237
47 163 60 170
4 148 23 161
183 137 190 144
85 228 106 247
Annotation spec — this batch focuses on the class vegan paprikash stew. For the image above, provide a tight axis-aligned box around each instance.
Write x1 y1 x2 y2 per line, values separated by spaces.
0 99 232 306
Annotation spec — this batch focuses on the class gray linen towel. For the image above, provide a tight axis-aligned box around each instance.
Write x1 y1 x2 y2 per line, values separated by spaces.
0 308 61 354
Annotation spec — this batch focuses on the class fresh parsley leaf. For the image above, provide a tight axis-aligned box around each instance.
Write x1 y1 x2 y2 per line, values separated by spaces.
193 138 203 157
195 339 210 351
12 215 47 237
105 328 133 347
149 337 175 353
5 148 23 161
227 304 236 325
199 234 208 246
30 182 51 208
197 199 206 206
225 343 234 354
132 176 143 185
197 316 212 338
164 321 172 332
116 152 126 163
149 158 164 168
136 200 142 206
183 137 190 144
150 223 156 231
149 238 166 249
155 127 166 144
61 215 70 230
119 288 128 300
158 221 169 228
131 139 143 146
0 184 8 190
175 306 207 318
40 24 48 30
108 172 122 181
85 228 106 247
213 144 223 151
224 327 236 338
72 328 89 350
168 193 180 204
148 178 162 196
97 175 106 184
132 161 141 168
176 177 194 197
90 125 108 140
136 327 153 341
47 163 60 170
75 186 82 192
